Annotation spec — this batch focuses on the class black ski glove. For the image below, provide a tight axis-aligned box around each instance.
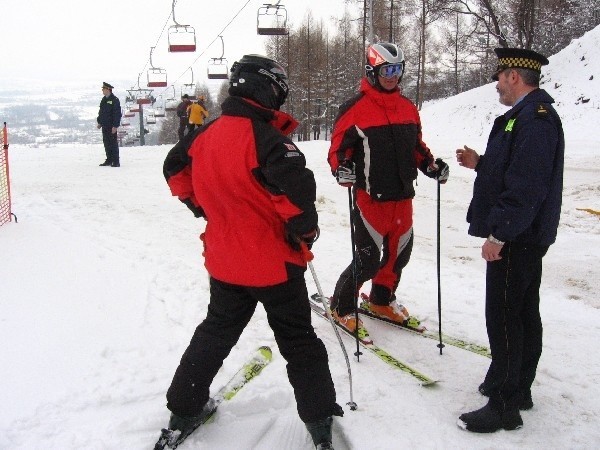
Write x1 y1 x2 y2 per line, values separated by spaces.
285 226 320 251
335 160 356 187
425 158 449 184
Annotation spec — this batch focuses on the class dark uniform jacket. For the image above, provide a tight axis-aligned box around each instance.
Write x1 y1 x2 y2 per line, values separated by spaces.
467 88 564 246
163 96 316 287
176 100 190 121
328 78 434 201
97 93 122 128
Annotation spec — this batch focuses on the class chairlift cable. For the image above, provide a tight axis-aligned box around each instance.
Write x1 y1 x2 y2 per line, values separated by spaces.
152 0 251 98
131 0 253 99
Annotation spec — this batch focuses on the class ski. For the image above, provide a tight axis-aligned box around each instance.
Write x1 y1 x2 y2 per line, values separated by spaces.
358 294 491 359
154 346 273 450
310 294 436 386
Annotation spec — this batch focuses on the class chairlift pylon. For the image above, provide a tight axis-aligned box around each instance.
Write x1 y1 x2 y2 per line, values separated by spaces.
207 36 229 80
168 0 196 52
257 1 288 35
147 47 168 87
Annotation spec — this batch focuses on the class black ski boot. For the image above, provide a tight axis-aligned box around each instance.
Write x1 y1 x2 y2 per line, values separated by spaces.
306 416 334 449
168 398 217 435
99 160 112 166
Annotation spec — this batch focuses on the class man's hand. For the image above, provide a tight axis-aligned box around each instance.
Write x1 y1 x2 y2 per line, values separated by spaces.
481 238 503 262
335 160 356 187
111 127 118 134
456 145 480 169
97 124 101 129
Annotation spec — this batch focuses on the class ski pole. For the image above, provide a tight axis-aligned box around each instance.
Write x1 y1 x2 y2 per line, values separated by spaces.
436 179 444 355
347 187 362 361
301 243 358 411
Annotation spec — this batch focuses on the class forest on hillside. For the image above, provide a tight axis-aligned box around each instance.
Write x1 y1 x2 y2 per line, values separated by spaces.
159 0 598 143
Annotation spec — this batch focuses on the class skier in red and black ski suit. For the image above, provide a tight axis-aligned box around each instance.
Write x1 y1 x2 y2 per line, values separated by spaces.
162 55 341 448
328 43 449 331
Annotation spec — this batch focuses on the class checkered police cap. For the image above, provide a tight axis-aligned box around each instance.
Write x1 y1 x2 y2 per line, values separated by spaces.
491 48 549 81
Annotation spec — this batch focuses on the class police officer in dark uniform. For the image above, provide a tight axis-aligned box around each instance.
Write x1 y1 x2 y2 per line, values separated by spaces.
456 48 564 433
97 82 122 167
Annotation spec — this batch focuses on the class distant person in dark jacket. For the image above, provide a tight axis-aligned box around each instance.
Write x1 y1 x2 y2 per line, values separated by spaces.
456 47 564 433
176 94 192 141
161 54 342 449
97 82 122 167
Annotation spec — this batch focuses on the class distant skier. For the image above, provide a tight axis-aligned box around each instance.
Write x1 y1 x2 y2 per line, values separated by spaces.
97 82 122 167
162 54 342 449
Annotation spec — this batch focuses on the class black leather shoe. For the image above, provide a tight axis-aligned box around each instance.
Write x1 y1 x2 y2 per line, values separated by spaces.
99 161 112 166
458 401 523 433
111 162 120 167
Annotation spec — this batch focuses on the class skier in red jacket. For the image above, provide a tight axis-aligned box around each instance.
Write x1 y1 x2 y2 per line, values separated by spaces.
162 54 341 449
328 43 449 337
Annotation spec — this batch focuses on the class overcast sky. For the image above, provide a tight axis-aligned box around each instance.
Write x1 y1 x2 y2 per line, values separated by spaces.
1 0 356 93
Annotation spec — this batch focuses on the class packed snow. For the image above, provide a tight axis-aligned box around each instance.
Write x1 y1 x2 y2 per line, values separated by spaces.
1 27 599 450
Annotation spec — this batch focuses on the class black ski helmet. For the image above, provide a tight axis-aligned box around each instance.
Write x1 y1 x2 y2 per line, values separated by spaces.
365 43 405 89
228 54 289 110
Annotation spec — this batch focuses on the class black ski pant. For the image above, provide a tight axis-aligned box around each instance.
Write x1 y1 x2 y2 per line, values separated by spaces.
101 127 119 164
483 241 548 411
166 276 338 423
177 119 187 141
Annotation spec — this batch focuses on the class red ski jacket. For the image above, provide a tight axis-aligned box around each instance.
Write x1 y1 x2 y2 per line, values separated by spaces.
164 97 317 287
328 78 434 201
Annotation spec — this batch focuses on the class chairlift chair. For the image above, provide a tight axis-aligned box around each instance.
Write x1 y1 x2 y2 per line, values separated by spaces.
207 36 229 80
165 86 178 111
207 58 229 79
168 0 196 52
257 2 288 35
154 95 166 117
148 68 168 87
181 84 197 100
147 47 168 87
136 91 154 105
181 68 197 99
165 98 178 111
146 114 156 125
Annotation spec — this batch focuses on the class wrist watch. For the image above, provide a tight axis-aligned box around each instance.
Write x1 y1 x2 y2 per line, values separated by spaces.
487 234 505 245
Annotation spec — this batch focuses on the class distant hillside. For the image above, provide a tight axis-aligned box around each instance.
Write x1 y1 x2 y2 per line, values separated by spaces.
421 25 599 159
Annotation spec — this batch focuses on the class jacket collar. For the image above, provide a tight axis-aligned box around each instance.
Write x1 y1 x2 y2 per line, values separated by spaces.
504 88 554 118
222 96 299 136
360 78 401 109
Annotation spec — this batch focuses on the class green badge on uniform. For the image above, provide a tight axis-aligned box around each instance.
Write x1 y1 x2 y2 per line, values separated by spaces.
505 118 516 132
107 101 113 105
